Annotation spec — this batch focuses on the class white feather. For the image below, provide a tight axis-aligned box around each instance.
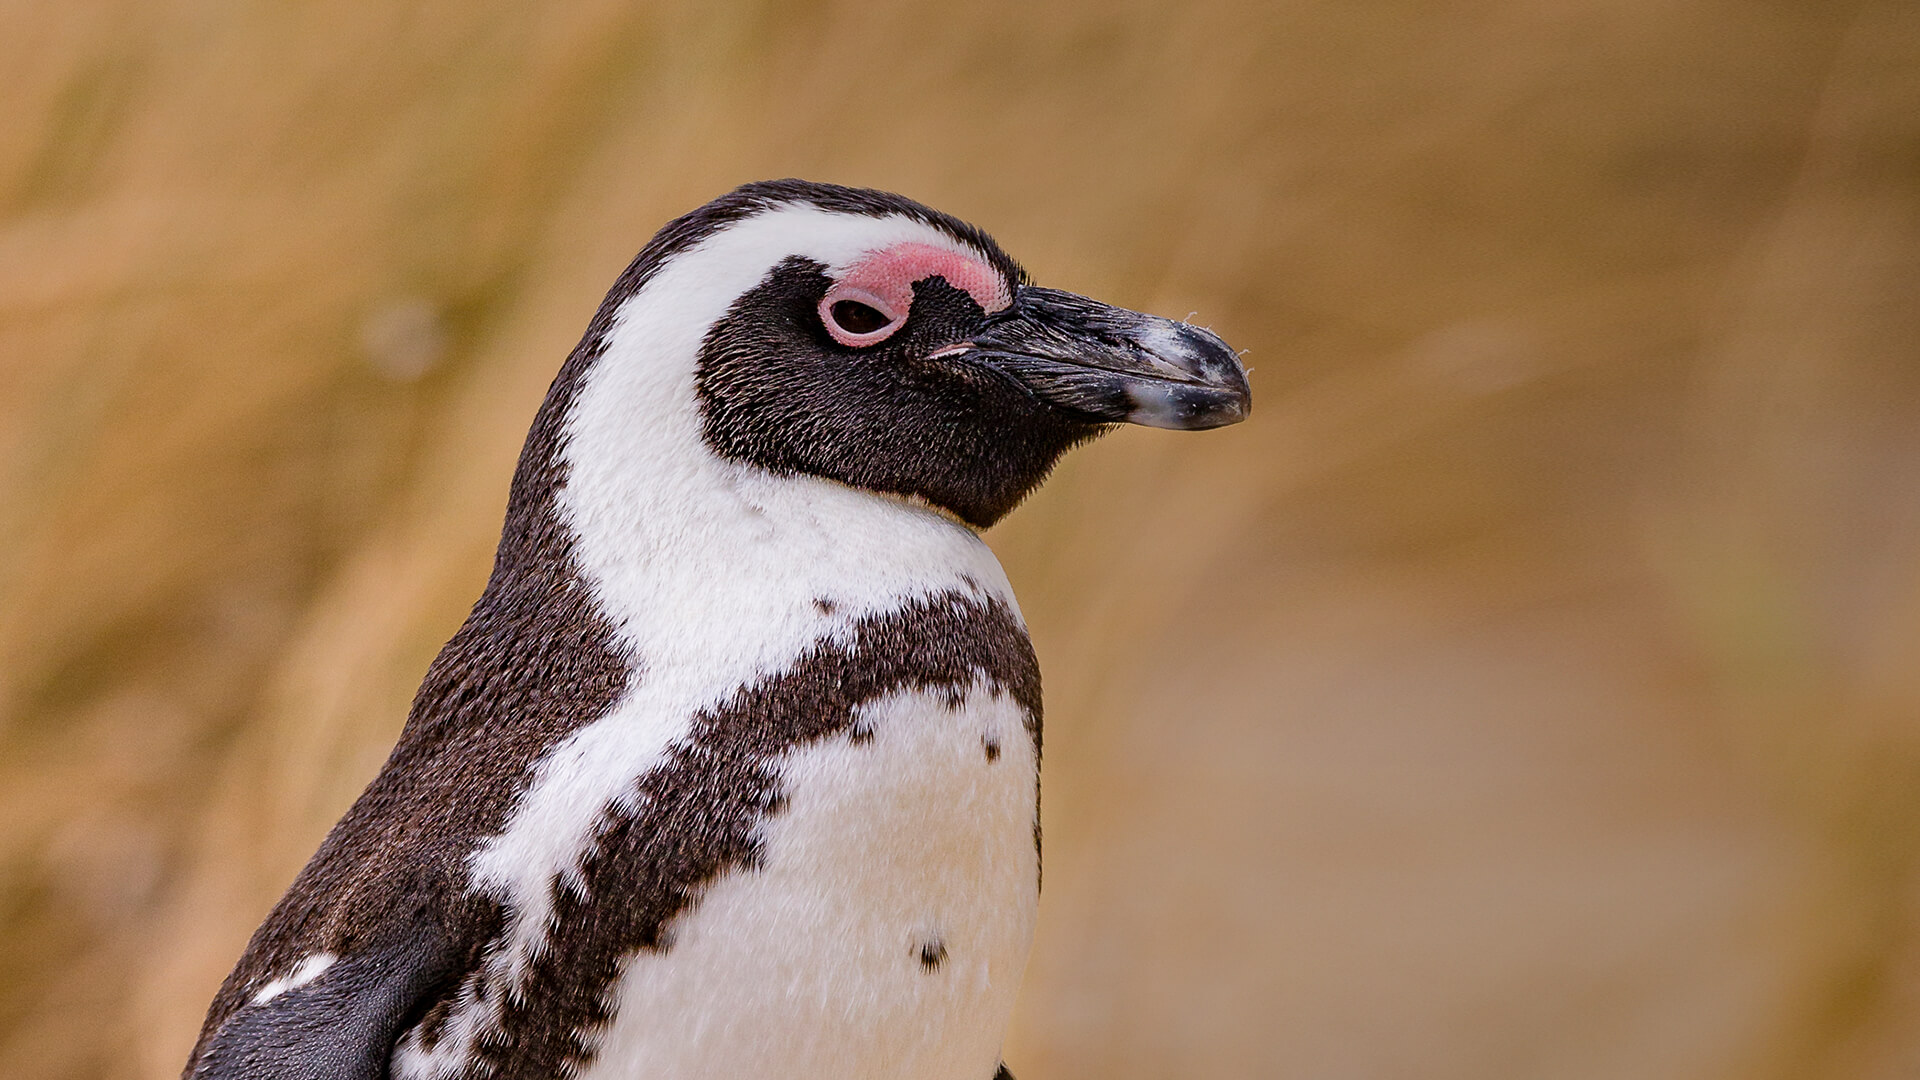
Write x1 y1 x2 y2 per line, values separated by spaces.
250 953 336 1005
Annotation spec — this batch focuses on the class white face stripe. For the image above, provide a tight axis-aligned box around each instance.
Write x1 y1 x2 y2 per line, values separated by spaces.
401 204 1028 1076
742 203 1005 283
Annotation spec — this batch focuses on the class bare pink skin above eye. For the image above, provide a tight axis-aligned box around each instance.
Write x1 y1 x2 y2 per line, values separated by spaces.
819 242 1012 347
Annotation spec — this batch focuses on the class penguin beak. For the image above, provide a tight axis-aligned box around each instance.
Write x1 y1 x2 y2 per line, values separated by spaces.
953 287 1251 430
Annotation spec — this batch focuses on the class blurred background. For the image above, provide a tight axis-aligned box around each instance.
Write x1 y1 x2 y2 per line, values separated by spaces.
3 1 1918 1077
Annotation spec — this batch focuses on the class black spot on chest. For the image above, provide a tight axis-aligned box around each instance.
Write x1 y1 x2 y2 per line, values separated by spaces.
918 939 948 972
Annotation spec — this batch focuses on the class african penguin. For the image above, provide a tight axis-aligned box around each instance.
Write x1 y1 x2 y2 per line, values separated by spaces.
184 179 1250 1080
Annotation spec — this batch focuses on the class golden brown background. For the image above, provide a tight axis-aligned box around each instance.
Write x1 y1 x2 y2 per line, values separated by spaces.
4 1 1919 1077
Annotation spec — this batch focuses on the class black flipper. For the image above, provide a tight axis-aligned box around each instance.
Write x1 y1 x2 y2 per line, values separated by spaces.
190 927 455 1080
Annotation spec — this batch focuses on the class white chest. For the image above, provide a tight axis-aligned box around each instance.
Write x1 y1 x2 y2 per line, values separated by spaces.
578 681 1039 1080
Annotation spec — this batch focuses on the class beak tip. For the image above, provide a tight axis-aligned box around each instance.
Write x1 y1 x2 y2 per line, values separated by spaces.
1124 376 1252 430
1127 326 1252 430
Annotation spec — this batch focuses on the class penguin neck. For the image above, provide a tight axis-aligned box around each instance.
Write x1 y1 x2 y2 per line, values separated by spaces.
545 320 1018 685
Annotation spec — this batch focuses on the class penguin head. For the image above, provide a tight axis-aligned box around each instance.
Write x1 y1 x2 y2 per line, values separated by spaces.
562 180 1250 529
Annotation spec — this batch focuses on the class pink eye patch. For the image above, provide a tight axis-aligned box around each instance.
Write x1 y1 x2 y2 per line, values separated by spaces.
818 242 1012 347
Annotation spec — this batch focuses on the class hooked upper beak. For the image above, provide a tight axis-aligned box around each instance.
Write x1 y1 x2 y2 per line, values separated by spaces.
951 286 1251 430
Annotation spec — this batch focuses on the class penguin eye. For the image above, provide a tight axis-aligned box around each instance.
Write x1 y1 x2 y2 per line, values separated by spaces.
830 300 889 335
818 285 906 347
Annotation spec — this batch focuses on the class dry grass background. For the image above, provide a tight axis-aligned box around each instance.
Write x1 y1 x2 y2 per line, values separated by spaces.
2 1 1918 1077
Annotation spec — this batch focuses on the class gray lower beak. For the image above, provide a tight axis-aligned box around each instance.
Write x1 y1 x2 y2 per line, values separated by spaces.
961 287 1251 430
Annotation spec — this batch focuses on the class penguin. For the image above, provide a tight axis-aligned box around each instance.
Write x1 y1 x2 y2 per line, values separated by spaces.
183 179 1250 1080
